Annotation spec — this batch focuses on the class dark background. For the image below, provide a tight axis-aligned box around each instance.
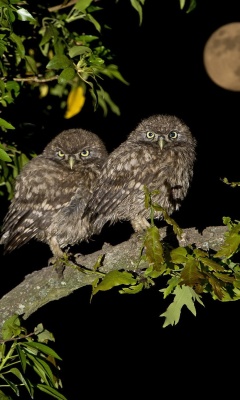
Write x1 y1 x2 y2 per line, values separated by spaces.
1 1 240 398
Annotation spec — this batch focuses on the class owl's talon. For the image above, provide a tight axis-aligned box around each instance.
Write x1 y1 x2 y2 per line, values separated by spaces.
48 255 66 278
55 262 65 278
48 256 56 266
137 231 146 241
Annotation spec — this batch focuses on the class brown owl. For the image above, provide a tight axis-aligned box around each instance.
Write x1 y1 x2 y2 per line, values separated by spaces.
83 114 197 235
0 128 108 259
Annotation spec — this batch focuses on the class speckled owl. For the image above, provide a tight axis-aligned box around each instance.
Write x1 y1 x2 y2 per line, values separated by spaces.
83 114 197 234
0 128 108 258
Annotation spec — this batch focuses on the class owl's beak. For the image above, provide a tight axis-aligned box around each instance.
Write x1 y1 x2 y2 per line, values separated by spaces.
69 156 75 169
158 136 165 150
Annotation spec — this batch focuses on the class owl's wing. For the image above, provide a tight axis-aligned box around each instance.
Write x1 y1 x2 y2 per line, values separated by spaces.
92 176 132 216
83 145 157 230
0 156 80 252
0 207 41 251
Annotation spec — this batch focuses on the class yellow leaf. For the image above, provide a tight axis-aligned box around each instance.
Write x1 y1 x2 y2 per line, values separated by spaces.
39 84 49 98
65 86 85 119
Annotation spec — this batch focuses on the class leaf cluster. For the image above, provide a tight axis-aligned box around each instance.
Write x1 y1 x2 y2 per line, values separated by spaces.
0 0 132 125
0 314 66 400
90 185 240 328
0 141 32 198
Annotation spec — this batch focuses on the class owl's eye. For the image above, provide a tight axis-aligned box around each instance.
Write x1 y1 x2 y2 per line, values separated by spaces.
146 131 155 140
57 151 65 158
81 149 90 157
168 131 178 140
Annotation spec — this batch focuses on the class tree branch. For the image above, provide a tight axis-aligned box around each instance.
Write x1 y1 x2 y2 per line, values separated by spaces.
0 225 228 336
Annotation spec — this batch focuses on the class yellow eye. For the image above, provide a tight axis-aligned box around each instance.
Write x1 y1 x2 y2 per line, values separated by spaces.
81 149 90 157
57 151 65 158
169 131 178 140
146 131 155 139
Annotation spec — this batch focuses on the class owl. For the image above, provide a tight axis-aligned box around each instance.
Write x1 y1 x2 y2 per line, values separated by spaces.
0 128 108 259
83 114 197 235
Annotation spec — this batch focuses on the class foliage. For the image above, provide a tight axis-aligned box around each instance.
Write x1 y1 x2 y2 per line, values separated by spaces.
0 0 132 132
0 0 196 130
90 185 240 328
179 0 197 13
0 142 32 199
0 315 67 400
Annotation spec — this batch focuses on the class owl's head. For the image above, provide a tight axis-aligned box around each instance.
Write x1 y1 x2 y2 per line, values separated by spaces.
43 128 108 170
129 114 197 150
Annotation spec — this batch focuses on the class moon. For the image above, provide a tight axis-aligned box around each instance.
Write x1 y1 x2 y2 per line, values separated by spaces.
203 22 240 91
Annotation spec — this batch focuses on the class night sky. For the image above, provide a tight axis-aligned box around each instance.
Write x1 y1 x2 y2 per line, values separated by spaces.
1 1 240 398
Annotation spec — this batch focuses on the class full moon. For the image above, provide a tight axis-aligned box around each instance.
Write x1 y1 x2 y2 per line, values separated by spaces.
203 22 240 91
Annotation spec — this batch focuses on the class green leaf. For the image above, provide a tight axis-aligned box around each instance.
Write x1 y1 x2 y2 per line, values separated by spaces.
6 8 15 23
99 64 129 85
37 384 67 400
34 324 55 343
86 13 101 32
1 315 23 340
160 276 180 299
25 55 38 74
89 56 104 65
144 265 163 279
213 271 235 284
26 354 49 385
0 376 19 396
160 285 204 327
58 67 76 83
5 80 20 94
8 368 34 398
170 246 188 264
96 89 120 116
0 148 11 161
0 118 15 130
130 0 144 25
179 0 185 8
40 25 58 47
179 0 197 13
18 152 30 169
0 388 13 399
143 225 165 271
222 177 240 188
119 282 144 294
16 8 37 22
0 343 6 360
197 253 225 272
215 231 240 259
153 203 183 238
26 353 54 385
16 345 27 373
21 342 62 360
9 33 25 58
74 0 93 12
76 35 98 44
46 55 73 70
92 270 136 295
68 45 92 58
0 40 7 57
180 258 205 288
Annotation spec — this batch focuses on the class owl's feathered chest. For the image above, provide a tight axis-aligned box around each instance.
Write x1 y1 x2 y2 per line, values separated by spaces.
14 156 99 196
120 142 193 181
